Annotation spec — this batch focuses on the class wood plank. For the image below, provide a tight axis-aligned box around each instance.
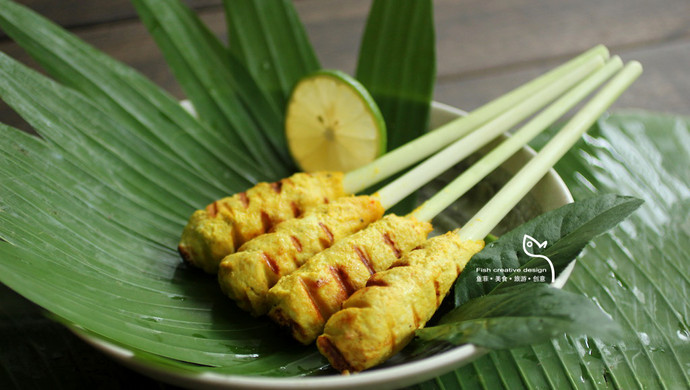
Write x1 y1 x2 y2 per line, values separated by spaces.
434 39 690 115
432 0 690 77
1 0 689 133
294 0 370 73
294 0 690 78
9 0 221 30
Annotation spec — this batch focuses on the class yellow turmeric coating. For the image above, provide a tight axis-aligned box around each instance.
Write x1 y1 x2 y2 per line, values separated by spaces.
217 195 385 316
317 232 484 373
266 214 433 344
178 171 345 274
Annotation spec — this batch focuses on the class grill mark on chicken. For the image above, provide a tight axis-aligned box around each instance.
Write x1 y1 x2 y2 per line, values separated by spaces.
291 235 303 252
262 252 279 274
290 201 302 217
316 337 354 374
329 266 356 297
365 276 389 287
411 306 422 328
205 201 218 217
238 192 249 208
382 232 402 258
298 277 326 320
260 211 273 233
319 222 335 245
353 245 375 275
177 245 192 263
434 280 442 306
270 181 283 194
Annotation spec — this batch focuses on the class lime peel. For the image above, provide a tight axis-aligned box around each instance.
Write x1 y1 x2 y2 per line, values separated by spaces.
285 69 386 172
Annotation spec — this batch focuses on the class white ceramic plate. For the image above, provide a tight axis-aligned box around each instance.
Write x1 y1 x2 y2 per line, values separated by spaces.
73 102 574 390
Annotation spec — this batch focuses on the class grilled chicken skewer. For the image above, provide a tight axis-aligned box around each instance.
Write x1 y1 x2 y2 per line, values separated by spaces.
264 55 622 346
317 60 642 373
179 46 608 273
218 50 607 316
218 195 385 315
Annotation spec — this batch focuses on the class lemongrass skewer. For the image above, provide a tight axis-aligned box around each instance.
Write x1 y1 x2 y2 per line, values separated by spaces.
317 61 643 373
374 53 605 208
459 61 643 240
411 56 624 222
343 45 609 193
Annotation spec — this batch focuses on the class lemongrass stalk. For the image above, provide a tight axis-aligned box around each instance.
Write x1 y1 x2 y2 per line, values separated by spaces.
458 61 643 241
374 54 605 209
342 45 609 194
411 57 624 222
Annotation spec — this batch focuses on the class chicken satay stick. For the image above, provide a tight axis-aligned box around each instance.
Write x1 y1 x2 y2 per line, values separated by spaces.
318 60 642 373
218 195 385 315
179 45 608 274
225 51 608 317
264 56 617 345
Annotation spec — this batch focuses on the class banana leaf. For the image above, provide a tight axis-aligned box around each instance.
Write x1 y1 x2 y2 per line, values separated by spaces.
357 0 436 151
131 0 292 178
0 0 688 388
412 111 690 389
0 0 262 190
224 0 320 109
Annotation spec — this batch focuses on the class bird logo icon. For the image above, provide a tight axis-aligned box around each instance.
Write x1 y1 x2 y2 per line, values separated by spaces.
522 234 555 283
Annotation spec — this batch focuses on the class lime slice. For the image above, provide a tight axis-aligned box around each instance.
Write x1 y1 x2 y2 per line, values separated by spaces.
285 70 386 172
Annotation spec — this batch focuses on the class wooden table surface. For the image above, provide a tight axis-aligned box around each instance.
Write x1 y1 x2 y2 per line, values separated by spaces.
1 0 688 388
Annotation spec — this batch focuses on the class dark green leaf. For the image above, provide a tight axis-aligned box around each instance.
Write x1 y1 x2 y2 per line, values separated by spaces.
418 283 621 349
0 0 259 194
224 0 320 109
0 0 688 385
356 0 435 150
0 53 201 220
454 194 643 306
132 0 293 178
0 122 325 371
411 111 690 389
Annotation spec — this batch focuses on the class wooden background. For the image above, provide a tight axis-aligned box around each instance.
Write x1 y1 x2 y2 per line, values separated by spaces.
1 0 689 131
1 0 689 388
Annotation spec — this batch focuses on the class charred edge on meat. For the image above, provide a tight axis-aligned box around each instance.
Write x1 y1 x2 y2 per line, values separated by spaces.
260 211 273 234
329 265 356 297
291 235 303 252
262 252 279 274
205 201 219 217
319 222 335 246
365 275 389 287
353 245 375 275
298 277 326 321
317 336 355 374
178 245 192 263
290 201 302 217
271 181 283 194
238 192 249 208
382 232 402 258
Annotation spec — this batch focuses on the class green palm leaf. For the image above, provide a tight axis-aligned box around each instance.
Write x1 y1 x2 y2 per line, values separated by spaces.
224 0 320 109
0 0 687 387
413 112 690 389
0 0 262 191
357 0 436 150
131 0 292 177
